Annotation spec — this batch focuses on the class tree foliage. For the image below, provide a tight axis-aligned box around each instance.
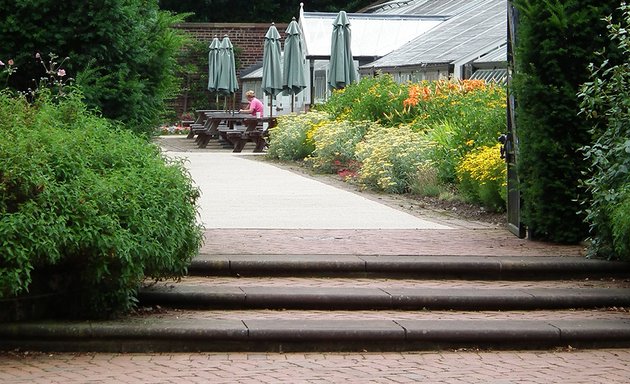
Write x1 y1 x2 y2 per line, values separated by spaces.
158 0 376 23
0 0 187 136
512 0 619 243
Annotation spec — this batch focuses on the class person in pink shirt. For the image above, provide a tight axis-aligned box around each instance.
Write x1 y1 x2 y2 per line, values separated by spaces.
239 90 264 117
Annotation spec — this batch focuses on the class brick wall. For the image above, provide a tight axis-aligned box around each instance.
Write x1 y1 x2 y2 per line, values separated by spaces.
171 22 288 116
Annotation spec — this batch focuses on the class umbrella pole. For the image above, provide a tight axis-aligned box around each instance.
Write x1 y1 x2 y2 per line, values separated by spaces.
291 92 295 113
270 95 273 117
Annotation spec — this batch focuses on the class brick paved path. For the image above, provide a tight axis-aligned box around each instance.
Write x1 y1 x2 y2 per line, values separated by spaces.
2 349 630 383
201 229 586 257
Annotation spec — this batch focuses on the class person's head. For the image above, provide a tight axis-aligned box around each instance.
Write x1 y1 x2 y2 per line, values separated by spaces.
246 90 256 100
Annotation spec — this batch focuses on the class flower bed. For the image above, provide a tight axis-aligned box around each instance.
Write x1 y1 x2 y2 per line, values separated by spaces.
267 76 508 212
158 124 191 135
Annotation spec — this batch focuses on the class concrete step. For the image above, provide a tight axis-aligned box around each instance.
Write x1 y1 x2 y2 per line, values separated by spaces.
5 253 629 353
2 317 629 352
137 284 630 311
190 254 630 279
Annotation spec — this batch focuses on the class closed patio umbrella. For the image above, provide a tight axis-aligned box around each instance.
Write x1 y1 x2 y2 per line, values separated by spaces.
282 17 307 112
216 34 239 111
207 36 221 108
328 11 358 90
207 36 220 93
261 23 283 117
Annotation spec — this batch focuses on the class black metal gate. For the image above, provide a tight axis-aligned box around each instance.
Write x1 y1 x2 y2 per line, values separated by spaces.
503 1 526 238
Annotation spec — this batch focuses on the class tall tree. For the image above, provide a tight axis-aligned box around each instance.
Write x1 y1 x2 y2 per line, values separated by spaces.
0 0 187 136
158 0 375 23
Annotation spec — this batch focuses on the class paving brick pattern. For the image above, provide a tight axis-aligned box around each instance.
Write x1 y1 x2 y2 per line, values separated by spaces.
2 349 630 383
130 308 630 322
166 276 630 289
200 229 586 257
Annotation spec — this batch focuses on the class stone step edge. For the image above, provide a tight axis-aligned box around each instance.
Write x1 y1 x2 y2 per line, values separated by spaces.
2 319 629 352
138 286 630 310
190 254 630 279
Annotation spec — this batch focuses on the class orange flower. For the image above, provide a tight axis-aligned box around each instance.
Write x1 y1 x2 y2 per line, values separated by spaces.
422 86 431 100
403 84 421 108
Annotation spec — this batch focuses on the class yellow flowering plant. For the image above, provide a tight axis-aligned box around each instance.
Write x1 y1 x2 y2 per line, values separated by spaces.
306 119 375 175
456 143 507 212
267 111 330 161
355 124 429 193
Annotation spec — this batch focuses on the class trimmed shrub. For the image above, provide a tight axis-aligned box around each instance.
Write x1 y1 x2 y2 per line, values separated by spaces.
512 0 618 243
0 91 203 318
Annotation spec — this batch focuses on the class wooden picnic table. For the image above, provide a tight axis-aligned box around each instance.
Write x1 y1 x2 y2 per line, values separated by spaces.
192 111 277 152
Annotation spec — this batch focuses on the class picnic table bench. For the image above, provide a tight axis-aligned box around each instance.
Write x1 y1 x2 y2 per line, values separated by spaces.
223 117 277 152
192 111 241 148
187 109 221 139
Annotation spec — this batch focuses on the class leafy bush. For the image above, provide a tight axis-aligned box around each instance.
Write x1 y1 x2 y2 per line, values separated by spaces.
0 0 187 136
611 186 630 259
355 124 429 193
0 91 203 318
578 2 630 259
322 75 404 125
267 111 330 161
456 143 507 212
306 119 375 174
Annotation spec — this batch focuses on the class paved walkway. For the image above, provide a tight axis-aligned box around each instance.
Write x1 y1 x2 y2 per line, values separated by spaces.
169 148 450 230
2 136 629 383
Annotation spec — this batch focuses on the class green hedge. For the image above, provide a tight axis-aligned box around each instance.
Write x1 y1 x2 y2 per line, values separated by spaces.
0 91 203 318
512 0 618 243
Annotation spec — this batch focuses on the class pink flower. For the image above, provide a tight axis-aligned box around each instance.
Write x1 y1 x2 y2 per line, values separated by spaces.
8 59 14 66
0 61 4 66
57 69 66 77
35 52 41 59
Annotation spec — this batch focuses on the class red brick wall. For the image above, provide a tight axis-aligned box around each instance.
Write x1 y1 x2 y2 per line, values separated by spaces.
171 22 288 116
